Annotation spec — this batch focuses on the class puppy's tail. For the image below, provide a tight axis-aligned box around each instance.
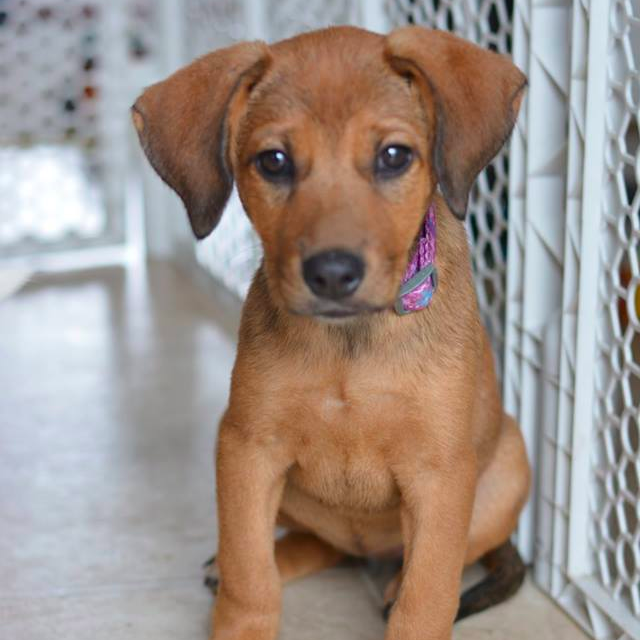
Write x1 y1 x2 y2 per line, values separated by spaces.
455 539 526 622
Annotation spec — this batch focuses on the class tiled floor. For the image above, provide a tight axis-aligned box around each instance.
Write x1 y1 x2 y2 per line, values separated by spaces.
0 262 588 639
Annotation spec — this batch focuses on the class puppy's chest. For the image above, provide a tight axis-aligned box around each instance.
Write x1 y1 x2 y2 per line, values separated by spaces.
279 385 417 511
290 438 397 511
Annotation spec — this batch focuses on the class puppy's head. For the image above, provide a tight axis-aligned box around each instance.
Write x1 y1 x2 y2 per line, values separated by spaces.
132 27 525 320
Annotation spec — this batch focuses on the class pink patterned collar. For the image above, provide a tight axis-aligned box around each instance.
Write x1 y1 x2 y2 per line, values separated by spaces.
394 203 438 315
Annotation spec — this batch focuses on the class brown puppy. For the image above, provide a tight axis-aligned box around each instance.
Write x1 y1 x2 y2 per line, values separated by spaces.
132 26 531 640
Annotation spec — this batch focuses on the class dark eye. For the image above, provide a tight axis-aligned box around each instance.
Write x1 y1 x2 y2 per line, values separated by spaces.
376 145 413 177
256 149 294 181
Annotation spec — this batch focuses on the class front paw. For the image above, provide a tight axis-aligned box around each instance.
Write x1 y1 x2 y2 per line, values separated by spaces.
208 622 278 640
211 592 280 640
385 610 452 640
386 629 450 640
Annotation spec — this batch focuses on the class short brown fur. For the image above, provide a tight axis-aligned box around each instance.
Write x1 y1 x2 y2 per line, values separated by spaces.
133 26 531 640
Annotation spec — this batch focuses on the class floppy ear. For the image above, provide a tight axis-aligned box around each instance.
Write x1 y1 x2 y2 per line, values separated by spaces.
384 27 526 219
131 41 271 239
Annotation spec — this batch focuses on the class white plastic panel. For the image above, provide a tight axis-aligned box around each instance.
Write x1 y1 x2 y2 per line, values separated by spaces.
524 0 640 637
503 0 531 467
518 0 573 563
587 0 640 631
533 0 588 600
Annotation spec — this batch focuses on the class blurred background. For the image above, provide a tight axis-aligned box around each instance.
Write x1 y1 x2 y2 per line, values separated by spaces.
1 2 639 639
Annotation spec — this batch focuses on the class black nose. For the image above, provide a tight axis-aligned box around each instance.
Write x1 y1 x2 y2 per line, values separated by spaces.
302 250 364 300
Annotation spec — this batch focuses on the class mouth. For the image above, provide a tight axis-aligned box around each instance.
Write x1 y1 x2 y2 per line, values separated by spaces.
317 308 360 319
292 302 387 320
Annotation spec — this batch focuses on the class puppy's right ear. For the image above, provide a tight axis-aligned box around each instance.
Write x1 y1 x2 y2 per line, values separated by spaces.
132 42 271 239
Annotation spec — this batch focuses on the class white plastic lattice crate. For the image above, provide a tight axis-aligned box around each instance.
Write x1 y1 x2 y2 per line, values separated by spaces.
510 0 640 638
584 0 640 633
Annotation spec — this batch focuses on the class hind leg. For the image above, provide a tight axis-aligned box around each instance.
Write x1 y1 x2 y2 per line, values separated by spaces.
204 529 346 592
274 530 347 582
465 413 530 565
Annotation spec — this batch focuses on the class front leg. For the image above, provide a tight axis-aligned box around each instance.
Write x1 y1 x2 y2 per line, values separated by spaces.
211 415 291 640
386 448 477 640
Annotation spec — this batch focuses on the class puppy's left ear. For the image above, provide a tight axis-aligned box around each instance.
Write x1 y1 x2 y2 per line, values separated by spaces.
132 41 271 239
385 27 526 219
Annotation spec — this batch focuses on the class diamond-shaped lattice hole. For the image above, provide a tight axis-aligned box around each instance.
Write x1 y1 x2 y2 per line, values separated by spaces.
627 242 639 275
606 423 624 465
481 277 495 305
612 344 624 373
630 288 640 327
619 538 638 583
599 502 620 546
623 163 637 205
481 1 510 51
618 295 630 333
593 472 608 509
623 459 640 496
607 465 622 499
596 394 608 423
607 378 626 413
600 548 617 586
612 0 628 35
622 414 640 454
622 497 639 533
624 116 640 156
482 240 496 270
486 162 497 190
628 370 640 407
488 3 500 28
485 210 496 233
594 429 610 467
601 300 622 346
613 249 628 289
468 213 480 244
445 8 454 30
620 212 634 243
603 502 621 544
628 73 640 109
